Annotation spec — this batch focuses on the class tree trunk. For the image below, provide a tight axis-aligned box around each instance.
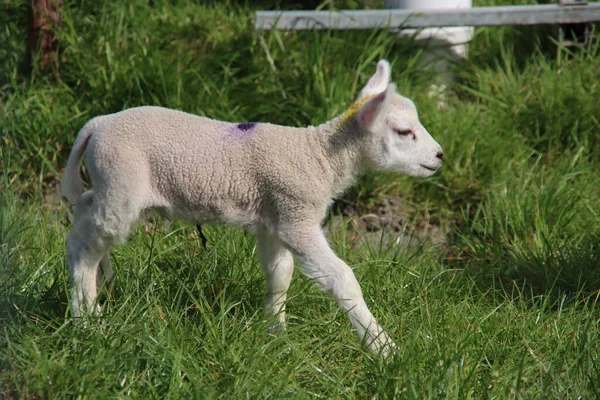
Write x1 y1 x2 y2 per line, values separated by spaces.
26 0 62 74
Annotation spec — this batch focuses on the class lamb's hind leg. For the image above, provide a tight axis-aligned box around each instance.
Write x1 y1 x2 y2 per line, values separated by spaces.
67 191 107 317
67 191 135 318
257 228 294 331
72 192 114 306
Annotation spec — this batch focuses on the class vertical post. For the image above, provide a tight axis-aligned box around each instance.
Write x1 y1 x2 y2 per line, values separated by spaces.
26 0 63 74
558 0 591 47
384 0 473 60
384 0 473 105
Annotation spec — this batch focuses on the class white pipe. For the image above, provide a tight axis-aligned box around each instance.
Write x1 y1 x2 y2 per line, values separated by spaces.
385 0 473 59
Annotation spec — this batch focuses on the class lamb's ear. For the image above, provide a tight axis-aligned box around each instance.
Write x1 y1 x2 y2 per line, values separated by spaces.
357 83 395 129
359 60 391 99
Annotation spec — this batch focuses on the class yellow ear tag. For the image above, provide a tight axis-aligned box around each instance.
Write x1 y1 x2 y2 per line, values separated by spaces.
339 95 374 125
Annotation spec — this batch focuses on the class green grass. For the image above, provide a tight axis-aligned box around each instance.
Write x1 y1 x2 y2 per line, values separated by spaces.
1 0 600 398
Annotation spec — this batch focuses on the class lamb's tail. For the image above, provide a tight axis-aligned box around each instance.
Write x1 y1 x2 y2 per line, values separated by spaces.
60 118 100 206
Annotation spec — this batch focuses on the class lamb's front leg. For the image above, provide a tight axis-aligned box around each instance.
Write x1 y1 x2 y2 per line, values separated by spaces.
257 228 295 331
277 224 396 356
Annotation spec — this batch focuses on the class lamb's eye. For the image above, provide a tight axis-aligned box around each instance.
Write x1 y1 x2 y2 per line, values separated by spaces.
395 129 412 137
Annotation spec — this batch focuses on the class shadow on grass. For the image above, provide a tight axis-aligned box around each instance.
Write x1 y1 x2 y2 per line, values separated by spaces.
446 230 600 306
0 278 69 331
146 255 265 322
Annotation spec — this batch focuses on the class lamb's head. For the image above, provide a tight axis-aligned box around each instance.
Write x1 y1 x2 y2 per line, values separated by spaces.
349 60 443 178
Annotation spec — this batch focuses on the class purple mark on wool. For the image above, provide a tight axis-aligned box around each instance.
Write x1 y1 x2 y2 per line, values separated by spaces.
237 122 257 132
223 121 258 139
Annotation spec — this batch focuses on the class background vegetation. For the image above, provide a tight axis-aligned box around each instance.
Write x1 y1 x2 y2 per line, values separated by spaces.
1 0 599 398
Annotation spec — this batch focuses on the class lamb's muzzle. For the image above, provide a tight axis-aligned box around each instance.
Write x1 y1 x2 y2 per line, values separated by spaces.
60 59 443 357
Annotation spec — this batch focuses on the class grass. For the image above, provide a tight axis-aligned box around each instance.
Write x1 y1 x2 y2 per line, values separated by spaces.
1 0 600 398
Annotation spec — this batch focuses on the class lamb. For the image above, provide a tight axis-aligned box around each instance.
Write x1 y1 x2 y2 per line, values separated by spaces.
61 60 443 356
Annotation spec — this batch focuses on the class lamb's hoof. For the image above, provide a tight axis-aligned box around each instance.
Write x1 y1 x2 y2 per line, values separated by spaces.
367 332 397 358
381 341 398 358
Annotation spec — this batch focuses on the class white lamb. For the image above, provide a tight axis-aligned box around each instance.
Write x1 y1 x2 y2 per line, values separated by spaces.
61 60 443 356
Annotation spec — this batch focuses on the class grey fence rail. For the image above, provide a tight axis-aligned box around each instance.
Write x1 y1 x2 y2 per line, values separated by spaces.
255 3 600 30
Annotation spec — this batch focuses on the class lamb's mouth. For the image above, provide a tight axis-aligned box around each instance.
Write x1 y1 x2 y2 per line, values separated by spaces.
420 164 438 172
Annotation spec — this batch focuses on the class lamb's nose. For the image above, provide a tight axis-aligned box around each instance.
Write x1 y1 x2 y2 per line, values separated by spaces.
436 151 444 160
